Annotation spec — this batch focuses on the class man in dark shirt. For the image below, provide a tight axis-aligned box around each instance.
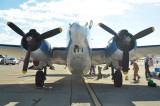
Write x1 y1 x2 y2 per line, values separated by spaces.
145 60 152 78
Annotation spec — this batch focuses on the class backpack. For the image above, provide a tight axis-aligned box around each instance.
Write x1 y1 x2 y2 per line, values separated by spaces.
148 80 157 87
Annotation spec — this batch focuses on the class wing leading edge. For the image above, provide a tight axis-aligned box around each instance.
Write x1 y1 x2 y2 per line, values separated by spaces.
1 44 160 65
133 45 160 59
52 47 67 65
0 44 67 65
91 45 160 65
0 44 24 58
91 48 106 65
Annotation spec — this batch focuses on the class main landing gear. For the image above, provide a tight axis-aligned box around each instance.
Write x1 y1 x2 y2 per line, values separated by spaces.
114 69 122 87
35 66 47 88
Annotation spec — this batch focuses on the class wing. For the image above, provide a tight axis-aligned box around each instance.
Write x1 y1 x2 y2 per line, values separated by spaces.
0 44 67 65
0 44 24 58
133 45 160 59
52 47 67 65
91 48 106 65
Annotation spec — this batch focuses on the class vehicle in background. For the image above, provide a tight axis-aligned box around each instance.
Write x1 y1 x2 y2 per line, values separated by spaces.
1 57 20 65
0 55 5 63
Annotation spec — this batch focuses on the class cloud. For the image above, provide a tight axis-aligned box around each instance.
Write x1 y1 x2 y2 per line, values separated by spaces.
0 0 134 42
1 0 132 22
0 33 21 45
1 0 158 46
123 0 160 4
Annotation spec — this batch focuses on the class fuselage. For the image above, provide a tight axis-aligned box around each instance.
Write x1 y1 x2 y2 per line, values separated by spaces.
66 22 91 75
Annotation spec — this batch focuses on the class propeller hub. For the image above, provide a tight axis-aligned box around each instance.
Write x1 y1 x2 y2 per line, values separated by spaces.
117 29 134 51
26 36 33 43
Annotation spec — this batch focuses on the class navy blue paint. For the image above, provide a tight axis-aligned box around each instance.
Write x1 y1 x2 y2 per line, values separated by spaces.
65 29 72 56
87 45 92 58
66 39 72 56
0 44 21 48
92 48 105 50
138 45 160 48
53 47 67 50
106 41 118 56
39 40 52 55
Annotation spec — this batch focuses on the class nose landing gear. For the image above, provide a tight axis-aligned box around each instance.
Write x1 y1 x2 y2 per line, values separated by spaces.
114 69 122 87
35 66 47 88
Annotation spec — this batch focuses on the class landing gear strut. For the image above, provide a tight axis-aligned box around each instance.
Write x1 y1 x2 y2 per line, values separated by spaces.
114 69 122 87
35 67 46 88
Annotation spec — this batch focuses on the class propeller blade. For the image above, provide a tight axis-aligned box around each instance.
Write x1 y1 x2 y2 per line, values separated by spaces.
98 23 118 37
37 28 62 40
122 47 129 74
7 22 25 37
22 46 31 74
133 27 155 40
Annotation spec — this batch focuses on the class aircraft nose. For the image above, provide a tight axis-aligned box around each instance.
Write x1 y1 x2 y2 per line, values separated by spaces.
71 30 86 43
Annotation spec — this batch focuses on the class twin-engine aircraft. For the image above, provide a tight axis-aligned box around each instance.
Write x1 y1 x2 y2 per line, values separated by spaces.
0 20 160 87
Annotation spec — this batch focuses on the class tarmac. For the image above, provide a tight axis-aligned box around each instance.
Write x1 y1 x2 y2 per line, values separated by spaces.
0 61 160 106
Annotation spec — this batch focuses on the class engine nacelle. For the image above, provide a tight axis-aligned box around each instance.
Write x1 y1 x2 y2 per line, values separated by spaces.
21 39 52 63
105 39 137 68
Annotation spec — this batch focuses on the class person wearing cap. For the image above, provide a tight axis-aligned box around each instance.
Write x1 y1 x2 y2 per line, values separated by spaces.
145 60 152 78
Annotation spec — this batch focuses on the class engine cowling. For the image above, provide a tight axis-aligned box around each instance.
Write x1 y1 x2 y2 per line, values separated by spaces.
99 23 154 74
7 22 62 73
21 39 52 62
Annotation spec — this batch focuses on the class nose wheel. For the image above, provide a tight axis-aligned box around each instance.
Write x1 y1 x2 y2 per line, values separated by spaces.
35 70 46 88
114 70 122 87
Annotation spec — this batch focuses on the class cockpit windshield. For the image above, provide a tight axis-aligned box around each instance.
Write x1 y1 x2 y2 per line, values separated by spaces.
69 22 88 37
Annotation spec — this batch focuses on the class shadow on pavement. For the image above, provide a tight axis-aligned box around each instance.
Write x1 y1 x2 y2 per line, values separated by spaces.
89 83 160 106
0 75 94 106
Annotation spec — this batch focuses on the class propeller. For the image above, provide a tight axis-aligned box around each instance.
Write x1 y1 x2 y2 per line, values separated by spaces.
99 22 155 74
98 23 118 37
23 46 31 74
133 27 155 40
7 22 25 37
7 21 62 74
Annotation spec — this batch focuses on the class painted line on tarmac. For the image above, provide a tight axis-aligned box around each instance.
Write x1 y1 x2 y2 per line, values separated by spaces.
81 76 102 106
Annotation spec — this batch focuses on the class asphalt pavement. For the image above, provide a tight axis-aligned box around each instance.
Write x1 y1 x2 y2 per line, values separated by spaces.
0 61 160 106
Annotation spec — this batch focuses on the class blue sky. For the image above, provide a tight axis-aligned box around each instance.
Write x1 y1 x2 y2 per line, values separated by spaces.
0 0 160 48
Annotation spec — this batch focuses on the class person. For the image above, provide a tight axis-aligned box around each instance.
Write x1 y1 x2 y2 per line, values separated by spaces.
145 60 152 78
103 64 114 80
132 60 140 81
97 66 102 79
89 64 96 75
158 72 160 79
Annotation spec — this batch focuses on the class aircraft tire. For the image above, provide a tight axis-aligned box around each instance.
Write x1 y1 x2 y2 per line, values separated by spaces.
35 70 45 88
114 70 122 87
